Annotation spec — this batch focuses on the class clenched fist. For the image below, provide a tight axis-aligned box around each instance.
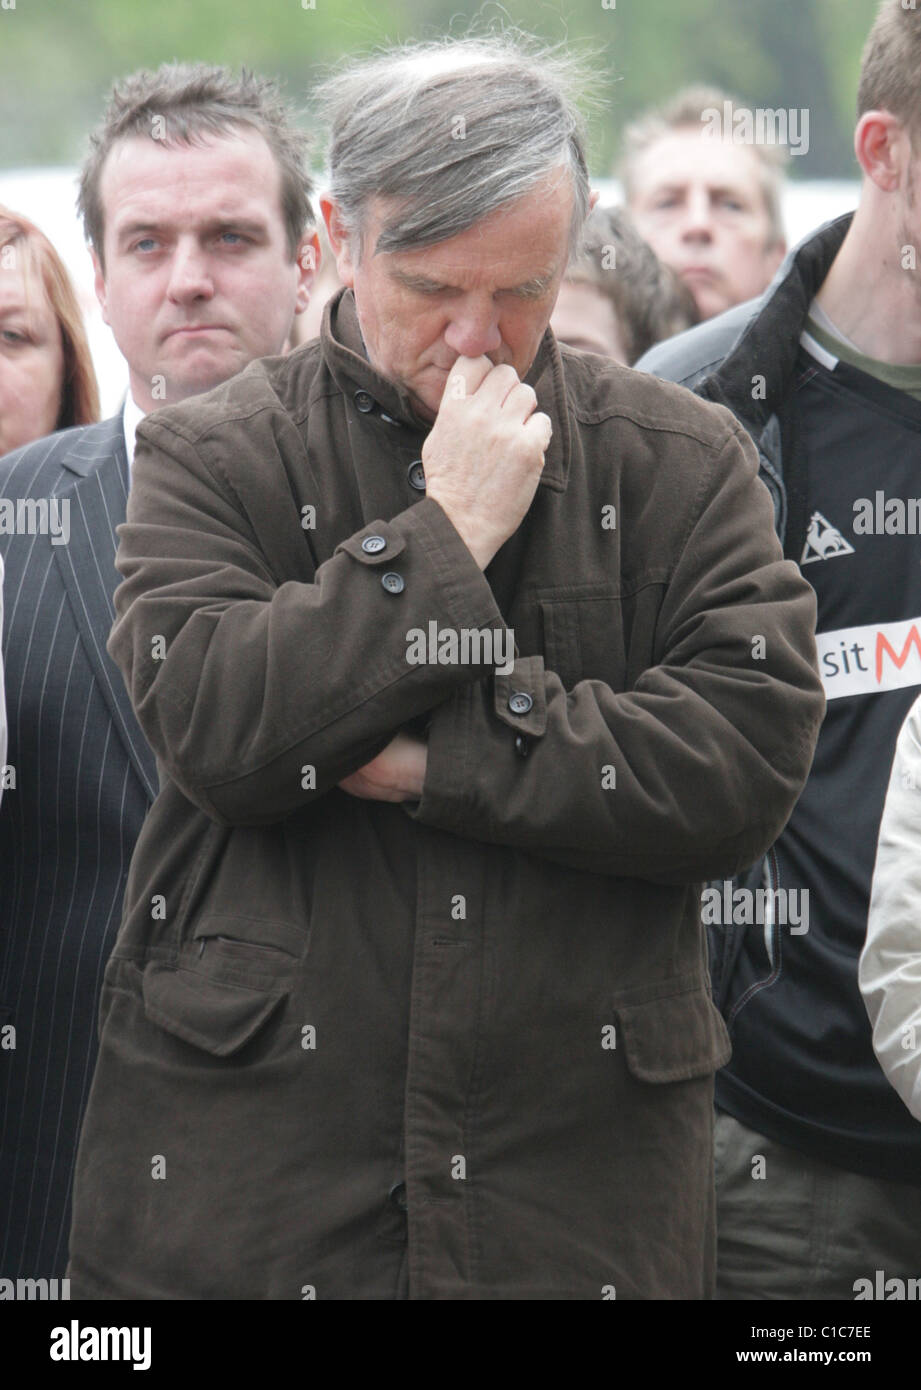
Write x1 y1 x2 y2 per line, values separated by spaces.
422 356 552 570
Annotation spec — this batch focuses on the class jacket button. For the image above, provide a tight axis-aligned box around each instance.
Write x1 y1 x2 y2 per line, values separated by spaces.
354 389 375 413
508 691 532 715
361 534 387 554
381 572 405 594
407 460 426 491
515 733 529 757
389 1181 408 1212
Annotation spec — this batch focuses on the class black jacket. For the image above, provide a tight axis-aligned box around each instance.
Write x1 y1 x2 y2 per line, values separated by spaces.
637 215 852 1007
638 214 921 1182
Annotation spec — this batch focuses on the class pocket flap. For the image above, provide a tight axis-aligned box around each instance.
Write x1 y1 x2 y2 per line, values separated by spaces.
142 962 287 1057
615 987 731 1083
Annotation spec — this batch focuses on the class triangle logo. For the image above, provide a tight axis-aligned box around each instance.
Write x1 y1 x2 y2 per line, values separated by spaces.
801 511 855 566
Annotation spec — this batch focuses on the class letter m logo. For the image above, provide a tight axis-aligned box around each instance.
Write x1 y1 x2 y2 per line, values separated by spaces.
876 624 921 683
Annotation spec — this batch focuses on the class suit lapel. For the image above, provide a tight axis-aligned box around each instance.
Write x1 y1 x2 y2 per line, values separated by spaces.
53 416 159 802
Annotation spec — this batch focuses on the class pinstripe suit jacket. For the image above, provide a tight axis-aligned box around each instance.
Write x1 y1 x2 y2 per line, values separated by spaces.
0 414 157 1279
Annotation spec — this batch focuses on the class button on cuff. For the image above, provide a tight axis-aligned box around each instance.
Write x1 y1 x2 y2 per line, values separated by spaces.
494 658 547 737
336 522 406 566
507 691 533 716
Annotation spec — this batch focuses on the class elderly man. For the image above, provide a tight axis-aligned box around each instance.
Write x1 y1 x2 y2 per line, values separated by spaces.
68 37 823 1301
0 62 315 1284
623 87 788 321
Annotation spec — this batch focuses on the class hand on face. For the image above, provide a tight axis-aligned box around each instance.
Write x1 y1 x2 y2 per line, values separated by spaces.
422 355 551 570
324 172 573 424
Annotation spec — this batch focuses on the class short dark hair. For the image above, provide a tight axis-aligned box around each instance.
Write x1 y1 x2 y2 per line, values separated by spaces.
564 206 699 364
858 0 921 146
78 62 314 269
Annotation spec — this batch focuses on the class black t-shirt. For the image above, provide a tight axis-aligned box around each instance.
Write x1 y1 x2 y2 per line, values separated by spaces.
717 348 921 1181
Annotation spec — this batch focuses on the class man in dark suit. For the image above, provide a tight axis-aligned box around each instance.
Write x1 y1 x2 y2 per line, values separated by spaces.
0 61 316 1281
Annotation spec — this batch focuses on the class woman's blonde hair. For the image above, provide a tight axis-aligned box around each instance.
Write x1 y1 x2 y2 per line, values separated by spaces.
0 206 100 431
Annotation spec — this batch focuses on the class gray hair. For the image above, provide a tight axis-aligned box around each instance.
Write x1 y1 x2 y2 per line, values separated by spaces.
79 62 314 270
315 35 594 260
620 85 788 249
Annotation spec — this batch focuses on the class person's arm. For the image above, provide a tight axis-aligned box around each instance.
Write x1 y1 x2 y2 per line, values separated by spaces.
409 417 825 884
107 356 548 827
860 697 921 1123
107 430 511 826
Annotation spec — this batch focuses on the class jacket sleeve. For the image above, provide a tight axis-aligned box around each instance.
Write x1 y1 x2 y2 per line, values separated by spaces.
411 419 825 883
107 418 509 825
859 698 921 1123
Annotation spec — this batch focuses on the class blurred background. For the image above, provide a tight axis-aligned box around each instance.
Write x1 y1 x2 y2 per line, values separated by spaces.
0 0 879 409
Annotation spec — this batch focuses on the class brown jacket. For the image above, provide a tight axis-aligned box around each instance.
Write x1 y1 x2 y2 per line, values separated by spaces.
68 290 824 1300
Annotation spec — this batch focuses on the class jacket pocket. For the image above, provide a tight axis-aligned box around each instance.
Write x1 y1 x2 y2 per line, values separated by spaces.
142 963 289 1057
538 584 628 692
141 914 301 1057
612 979 731 1083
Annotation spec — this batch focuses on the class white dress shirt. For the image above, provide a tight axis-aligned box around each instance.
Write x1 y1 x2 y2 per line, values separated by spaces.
122 391 146 470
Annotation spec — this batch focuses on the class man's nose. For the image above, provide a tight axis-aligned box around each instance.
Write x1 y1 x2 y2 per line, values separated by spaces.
166 242 215 303
679 190 715 242
443 300 502 358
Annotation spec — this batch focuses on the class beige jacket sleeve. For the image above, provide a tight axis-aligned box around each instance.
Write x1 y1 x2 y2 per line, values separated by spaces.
860 695 921 1123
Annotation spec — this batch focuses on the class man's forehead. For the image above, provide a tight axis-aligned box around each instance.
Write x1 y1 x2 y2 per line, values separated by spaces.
634 129 766 193
100 129 282 227
361 179 572 274
0 260 38 310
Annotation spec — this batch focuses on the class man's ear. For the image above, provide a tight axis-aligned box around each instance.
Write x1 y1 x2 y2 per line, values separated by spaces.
589 188 600 213
321 194 357 287
855 110 907 194
294 230 320 315
91 248 110 327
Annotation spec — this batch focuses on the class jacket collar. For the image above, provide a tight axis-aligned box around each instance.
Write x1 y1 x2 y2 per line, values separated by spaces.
321 288 572 491
56 412 129 482
50 418 159 801
699 212 853 429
